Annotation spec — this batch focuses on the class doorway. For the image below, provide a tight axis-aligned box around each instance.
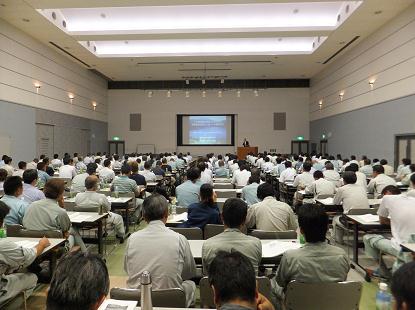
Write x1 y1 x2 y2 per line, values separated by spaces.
291 140 309 154
320 140 328 155
395 134 415 169
108 141 125 156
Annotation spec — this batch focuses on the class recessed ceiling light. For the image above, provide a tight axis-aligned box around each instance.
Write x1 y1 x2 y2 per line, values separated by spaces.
51 12 56 20
22 18 30 22
125 41 129 44
293 9 299 14
100 13 106 18
62 20 67 28
374 10 383 15
278 38 282 42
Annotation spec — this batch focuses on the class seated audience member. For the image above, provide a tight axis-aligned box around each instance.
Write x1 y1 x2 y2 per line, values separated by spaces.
51 154 62 169
359 158 374 178
94 158 103 172
208 251 275 310
0 168 7 191
401 164 415 186
128 161 146 186
75 157 87 174
305 170 336 198
215 160 229 178
46 251 109 310
176 168 203 207
273 204 349 305
246 183 297 232
344 163 367 190
43 158 55 177
26 158 39 170
242 175 261 206
293 162 314 189
2 156 14 176
160 158 172 172
364 178 415 277
169 157 177 171
59 158 76 179
391 261 415 310
202 198 262 274
368 165 396 198
99 159 115 183
0 202 50 305
380 159 394 176
323 162 341 187
312 158 324 171
198 162 213 185
180 183 221 229
111 155 122 170
112 165 141 197
140 161 157 182
152 160 166 177
0 176 30 225
278 161 296 183
37 162 51 187
13 161 26 177
23 179 86 252
232 161 251 187
262 157 274 172
75 176 127 242
70 163 97 193
397 158 412 181
125 194 196 307
22 169 46 204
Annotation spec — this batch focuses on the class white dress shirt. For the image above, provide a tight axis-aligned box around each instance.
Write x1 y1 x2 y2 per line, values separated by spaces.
279 168 297 183
59 165 76 179
231 169 251 186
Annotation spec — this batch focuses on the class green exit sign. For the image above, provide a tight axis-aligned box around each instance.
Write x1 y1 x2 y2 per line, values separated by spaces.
113 136 120 141
296 136 305 141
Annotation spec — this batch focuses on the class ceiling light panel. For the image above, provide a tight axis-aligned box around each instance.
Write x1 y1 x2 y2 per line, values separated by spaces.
79 37 326 57
37 2 362 35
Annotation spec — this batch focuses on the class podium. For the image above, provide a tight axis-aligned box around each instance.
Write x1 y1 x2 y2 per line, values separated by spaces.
237 147 258 160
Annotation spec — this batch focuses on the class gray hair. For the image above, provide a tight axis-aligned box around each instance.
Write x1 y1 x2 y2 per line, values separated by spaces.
143 194 168 222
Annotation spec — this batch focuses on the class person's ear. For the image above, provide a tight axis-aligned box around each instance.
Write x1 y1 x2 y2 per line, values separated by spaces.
300 227 304 236
402 301 409 310
93 294 107 310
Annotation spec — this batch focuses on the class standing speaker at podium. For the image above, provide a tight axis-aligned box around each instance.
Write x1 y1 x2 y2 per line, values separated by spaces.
242 138 250 147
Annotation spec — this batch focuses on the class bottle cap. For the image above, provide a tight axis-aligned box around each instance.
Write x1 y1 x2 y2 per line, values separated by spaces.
379 283 388 290
140 271 152 285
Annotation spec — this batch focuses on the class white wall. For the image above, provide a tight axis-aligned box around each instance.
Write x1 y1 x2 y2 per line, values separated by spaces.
0 19 108 122
108 88 309 155
309 4 415 121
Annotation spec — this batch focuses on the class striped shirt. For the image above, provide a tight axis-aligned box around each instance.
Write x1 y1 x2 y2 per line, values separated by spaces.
112 176 137 193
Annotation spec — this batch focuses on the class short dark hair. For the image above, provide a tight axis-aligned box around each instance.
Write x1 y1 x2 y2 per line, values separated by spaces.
346 163 359 172
411 173 415 186
18 161 27 169
63 158 70 165
37 162 46 171
187 168 201 182
208 251 256 305
86 163 97 175
0 169 7 182
298 204 328 243
302 162 312 172
410 164 415 173
325 162 334 170
200 183 214 205
380 159 388 165
23 169 38 184
391 261 415 310
381 185 401 196
144 161 152 170
343 171 357 184
121 164 131 175
4 156 12 164
222 198 247 228
373 165 384 174
313 170 323 179
85 176 99 190
47 251 109 310
402 158 411 166
257 183 275 200
0 201 10 226
44 179 65 200
142 194 168 222
103 159 111 167
284 161 292 168
4 176 23 195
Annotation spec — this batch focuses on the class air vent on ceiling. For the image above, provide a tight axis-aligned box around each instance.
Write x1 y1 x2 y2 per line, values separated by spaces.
322 36 360 65
136 60 272 65
49 41 90 68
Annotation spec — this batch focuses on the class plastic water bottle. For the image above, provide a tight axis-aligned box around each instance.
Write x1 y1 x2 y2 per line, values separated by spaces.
171 201 177 216
140 271 153 310
0 226 6 238
376 283 391 310
114 186 119 198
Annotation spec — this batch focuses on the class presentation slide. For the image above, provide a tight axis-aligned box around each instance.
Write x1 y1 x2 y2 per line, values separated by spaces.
178 115 234 146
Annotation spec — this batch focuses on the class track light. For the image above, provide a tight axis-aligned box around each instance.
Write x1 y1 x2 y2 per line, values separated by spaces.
369 79 375 89
185 90 190 98
68 93 74 104
237 90 241 98
147 91 153 98
218 90 222 98
319 100 323 110
92 101 97 111
34 83 41 94
167 90 171 98
339 91 344 101
202 90 206 98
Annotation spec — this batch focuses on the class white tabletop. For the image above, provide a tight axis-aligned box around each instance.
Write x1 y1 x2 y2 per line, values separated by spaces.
67 211 108 223
64 196 132 204
401 243 415 253
189 239 300 259
167 212 188 224
213 182 233 186
8 237 65 255
316 197 382 206
214 188 242 194
346 214 381 225
213 178 231 183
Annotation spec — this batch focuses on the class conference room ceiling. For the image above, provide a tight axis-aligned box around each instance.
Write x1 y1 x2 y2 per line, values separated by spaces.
1 0 414 81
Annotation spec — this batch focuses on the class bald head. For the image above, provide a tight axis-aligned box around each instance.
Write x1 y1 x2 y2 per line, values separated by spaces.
85 175 99 191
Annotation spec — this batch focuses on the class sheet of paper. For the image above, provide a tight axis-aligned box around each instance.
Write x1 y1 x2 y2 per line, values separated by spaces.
98 299 137 310
173 212 188 222
317 198 334 205
262 241 302 257
69 212 93 223
354 214 380 223
14 240 38 248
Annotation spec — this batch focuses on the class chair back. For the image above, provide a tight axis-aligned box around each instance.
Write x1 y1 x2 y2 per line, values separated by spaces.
200 277 271 308
204 224 224 239
214 183 234 189
285 281 362 310
215 190 237 198
6 224 63 238
251 230 297 240
348 208 377 215
110 287 186 308
170 227 203 240
73 206 100 213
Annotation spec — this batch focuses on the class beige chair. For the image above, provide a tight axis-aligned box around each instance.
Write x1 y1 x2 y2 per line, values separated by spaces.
6 224 63 238
200 276 271 308
215 190 237 199
110 287 186 308
170 227 203 240
204 224 224 239
251 230 297 240
284 281 362 310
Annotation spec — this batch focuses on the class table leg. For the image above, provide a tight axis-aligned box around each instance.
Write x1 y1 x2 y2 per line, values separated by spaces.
353 222 359 265
49 249 58 276
125 204 130 234
98 219 103 255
